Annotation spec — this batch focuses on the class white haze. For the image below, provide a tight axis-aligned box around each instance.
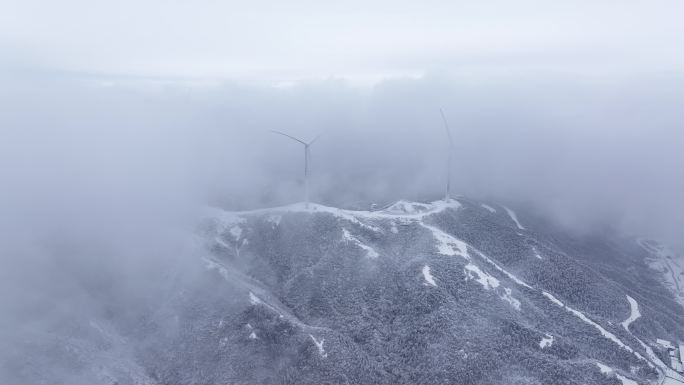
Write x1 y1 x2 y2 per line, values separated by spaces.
3 0 684 81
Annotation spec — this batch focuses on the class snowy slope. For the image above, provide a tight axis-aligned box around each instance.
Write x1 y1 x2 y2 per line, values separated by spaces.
182 198 684 385
638 238 684 309
8 197 684 385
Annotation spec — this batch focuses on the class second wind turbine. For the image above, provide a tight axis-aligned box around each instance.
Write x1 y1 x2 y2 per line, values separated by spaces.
271 130 320 208
440 108 455 202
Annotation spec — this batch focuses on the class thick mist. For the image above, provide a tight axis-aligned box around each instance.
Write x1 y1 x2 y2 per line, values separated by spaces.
5 70 683 236
3 56 684 385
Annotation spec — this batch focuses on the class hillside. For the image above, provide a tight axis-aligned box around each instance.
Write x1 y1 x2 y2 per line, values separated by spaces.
5 198 684 385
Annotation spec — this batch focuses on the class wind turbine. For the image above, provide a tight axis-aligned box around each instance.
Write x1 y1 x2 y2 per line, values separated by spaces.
439 108 454 202
270 130 320 208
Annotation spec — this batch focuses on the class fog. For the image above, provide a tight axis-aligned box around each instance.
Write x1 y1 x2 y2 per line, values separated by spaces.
2 1 684 383
3 70 682 242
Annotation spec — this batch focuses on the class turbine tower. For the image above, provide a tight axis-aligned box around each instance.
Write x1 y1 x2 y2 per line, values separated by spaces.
439 108 454 202
271 130 320 208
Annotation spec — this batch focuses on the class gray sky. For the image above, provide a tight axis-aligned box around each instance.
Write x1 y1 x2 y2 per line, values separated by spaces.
3 0 684 83
1 2 683 253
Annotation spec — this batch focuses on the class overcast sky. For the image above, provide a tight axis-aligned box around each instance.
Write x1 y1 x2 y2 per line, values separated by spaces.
3 0 684 82
1 1 683 247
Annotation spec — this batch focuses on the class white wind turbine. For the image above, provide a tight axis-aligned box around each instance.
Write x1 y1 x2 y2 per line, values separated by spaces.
271 130 320 208
440 108 455 202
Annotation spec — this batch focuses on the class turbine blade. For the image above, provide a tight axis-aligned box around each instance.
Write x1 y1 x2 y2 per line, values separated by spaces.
270 130 307 145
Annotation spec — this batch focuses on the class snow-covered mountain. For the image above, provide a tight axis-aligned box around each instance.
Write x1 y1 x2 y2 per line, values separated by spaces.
637 239 684 311
5 198 684 385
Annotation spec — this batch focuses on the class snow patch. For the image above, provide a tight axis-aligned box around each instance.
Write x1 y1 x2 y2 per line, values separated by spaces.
342 228 379 258
464 263 500 290
532 247 543 260
206 259 333 333
423 224 533 290
246 292 283 317
422 265 437 287
473 249 533 289
309 334 327 358
503 206 525 230
422 224 529 307
421 224 469 258
230 226 242 240
358 243 378 258
595 363 638 385
621 295 641 331
384 200 432 215
349 199 462 221
249 292 262 305
542 291 564 307
315 206 381 231
596 362 613 375
539 333 554 349
369 199 462 219
615 374 638 385
246 323 259 339
501 287 521 310
481 204 496 213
